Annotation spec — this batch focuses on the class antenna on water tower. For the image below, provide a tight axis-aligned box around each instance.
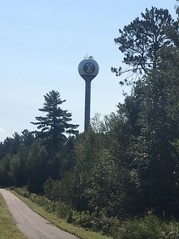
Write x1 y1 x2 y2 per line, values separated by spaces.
78 56 99 132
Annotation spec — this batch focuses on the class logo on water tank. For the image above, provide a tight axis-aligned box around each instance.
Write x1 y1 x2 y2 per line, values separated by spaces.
83 62 95 74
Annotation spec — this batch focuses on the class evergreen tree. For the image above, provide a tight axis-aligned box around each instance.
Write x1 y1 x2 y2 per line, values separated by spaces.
31 90 79 149
112 7 178 84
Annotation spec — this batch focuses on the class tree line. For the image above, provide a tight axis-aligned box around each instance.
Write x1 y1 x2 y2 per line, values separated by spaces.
0 6 179 220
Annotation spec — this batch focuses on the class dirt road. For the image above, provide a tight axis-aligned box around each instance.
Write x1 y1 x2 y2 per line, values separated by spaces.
0 189 78 239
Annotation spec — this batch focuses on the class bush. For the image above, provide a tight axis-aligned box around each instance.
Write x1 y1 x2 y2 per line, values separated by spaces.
14 187 30 198
164 221 179 239
117 215 166 239
54 201 71 219
72 209 121 236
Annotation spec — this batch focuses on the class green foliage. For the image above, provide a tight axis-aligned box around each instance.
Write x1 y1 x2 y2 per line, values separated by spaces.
43 177 59 200
0 157 12 186
2 133 21 155
15 187 71 219
84 149 122 216
117 215 165 239
26 141 48 193
111 5 179 217
116 215 179 239
13 189 179 239
31 90 78 149
112 7 178 83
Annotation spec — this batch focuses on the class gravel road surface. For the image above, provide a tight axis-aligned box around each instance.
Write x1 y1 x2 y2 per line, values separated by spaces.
0 189 78 239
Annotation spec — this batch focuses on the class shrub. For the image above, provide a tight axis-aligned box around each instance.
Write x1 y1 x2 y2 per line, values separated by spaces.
164 221 179 239
117 215 165 239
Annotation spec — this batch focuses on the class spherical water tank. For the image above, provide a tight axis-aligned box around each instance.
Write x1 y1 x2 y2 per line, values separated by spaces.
78 56 99 80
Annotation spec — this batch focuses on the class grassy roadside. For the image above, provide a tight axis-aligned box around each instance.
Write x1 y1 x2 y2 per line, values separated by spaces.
11 190 113 239
0 193 27 239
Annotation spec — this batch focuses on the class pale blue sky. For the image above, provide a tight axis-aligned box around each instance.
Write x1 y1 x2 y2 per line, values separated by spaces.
0 0 177 141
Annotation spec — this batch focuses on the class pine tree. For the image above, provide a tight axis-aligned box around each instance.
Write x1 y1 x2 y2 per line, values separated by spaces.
31 90 79 149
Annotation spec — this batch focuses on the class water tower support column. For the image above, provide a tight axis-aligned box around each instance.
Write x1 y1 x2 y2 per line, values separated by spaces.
84 79 91 131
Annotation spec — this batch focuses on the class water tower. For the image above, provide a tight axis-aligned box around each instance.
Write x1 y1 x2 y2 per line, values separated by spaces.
78 56 99 131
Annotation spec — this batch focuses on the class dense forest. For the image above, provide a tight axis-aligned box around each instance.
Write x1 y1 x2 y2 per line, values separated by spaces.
1 5 179 237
